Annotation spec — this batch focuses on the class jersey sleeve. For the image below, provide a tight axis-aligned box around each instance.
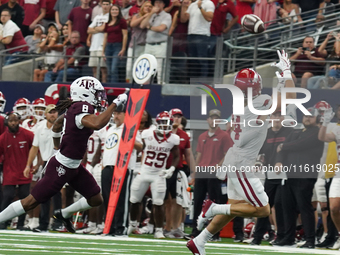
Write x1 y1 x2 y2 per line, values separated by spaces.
173 134 180 146
252 94 272 111
141 129 150 140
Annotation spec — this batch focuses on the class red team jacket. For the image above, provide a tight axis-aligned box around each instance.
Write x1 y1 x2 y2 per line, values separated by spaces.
0 127 34 185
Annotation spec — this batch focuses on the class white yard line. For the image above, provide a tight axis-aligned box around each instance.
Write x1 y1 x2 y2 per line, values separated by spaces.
0 230 338 255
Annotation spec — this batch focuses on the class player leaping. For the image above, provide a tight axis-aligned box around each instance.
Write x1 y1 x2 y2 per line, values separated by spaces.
187 50 296 254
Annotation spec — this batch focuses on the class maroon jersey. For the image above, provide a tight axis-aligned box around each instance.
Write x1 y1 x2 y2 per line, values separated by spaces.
0 116 6 136
59 102 94 160
0 127 34 185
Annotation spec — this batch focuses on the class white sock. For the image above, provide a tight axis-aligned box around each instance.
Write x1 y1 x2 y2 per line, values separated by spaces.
61 197 92 219
31 217 39 228
0 201 25 223
130 220 138 227
196 229 213 245
88 221 96 228
155 227 162 232
211 204 231 215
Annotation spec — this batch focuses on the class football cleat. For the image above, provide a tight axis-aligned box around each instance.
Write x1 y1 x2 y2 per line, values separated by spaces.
154 229 165 239
187 239 206 255
197 199 215 231
127 225 139 235
53 209 75 233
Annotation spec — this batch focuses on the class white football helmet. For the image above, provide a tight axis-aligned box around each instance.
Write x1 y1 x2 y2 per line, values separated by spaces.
156 111 173 134
32 98 46 121
70 76 106 107
0 91 6 112
13 98 31 119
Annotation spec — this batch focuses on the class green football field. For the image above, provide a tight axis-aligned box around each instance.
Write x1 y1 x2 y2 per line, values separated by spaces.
0 230 338 255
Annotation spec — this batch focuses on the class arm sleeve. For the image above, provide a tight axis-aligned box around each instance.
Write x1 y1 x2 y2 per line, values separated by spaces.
73 46 85 59
32 132 39 147
196 134 203 153
3 22 18 37
75 113 90 129
89 16 97 28
68 9 75 21
204 1 215 12
121 19 128 29
227 1 237 18
161 14 172 28
184 136 190 149
53 0 60 11
281 128 320 152
40 0 47 9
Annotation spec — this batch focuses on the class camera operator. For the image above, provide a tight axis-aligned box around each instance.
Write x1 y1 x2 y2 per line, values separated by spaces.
290 36 326 88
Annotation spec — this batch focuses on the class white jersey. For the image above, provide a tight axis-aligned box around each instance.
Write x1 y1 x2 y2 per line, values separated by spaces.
230 94 272 160
320 123 337 166
87 124 107 164
141 129 180 174
331 124 340 163
21 118 40 133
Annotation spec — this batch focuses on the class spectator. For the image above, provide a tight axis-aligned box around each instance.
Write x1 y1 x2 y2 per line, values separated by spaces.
318 105 340 249
163 108 194 238
19 0 46 37
311 14 328 46
181 0 214 78
235 0 254 25
254 0 277 29
0 0 24 28
101 104 141 235
102 5 128 83
54 0 81 30
292 0 324 22
116 0 134 20
33 30 62 81
23 105 61 233
0 9 29 66
126 0 151 83
129 0 145 17
169 0 191 54
275 107 324 248
42 0 57 28
0 112 34 230
140 0 171 84
186 109 233 240
319 0 334 16
87 0 110 83
165 0 181 17
67 0 93 45
250 110 294 245
44 31 85 82
25 24 45 54
289 36 325 88
210 0 238 36
307 32 340 89
92 0 103 20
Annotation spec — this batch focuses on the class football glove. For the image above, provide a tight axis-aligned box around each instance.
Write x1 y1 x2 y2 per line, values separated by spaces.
113 93 127 107
322 108 334 126
160 166 176 179
271 50 292 78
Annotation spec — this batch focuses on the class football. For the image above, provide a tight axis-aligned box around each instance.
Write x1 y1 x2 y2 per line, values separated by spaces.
241 14 265 34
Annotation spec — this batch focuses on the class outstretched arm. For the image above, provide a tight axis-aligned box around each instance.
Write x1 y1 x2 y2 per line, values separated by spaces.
52 114 65 149
81 94 127 130
271 50 296 112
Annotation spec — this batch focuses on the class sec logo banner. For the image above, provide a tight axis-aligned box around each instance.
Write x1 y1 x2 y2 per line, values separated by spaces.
132 54 157 85
105 133 119 149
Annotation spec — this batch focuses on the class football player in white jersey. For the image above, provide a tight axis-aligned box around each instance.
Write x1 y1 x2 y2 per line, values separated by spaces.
187 50 297 254
128 111 180 239
318 105 340 249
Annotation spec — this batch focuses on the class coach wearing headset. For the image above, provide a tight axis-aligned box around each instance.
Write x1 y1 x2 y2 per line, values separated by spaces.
0 112 34 230
275 107 324 248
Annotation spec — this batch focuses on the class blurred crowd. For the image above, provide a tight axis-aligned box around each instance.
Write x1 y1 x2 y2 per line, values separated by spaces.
0 0 340 86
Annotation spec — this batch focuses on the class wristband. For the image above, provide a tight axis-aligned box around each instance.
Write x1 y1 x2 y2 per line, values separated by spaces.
51 131 61 138
199 6 202 9
282 70 292 80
